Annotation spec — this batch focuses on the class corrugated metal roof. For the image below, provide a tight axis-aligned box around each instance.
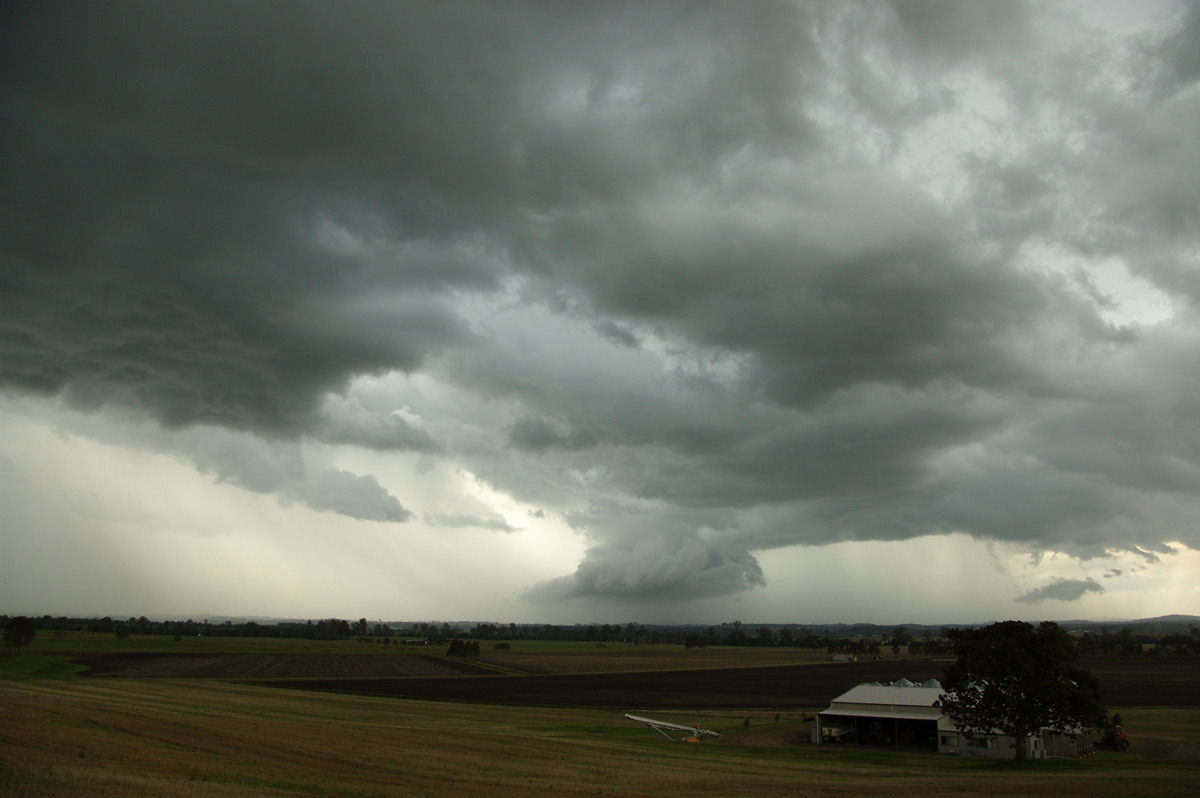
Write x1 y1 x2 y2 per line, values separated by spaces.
819 707 945 721
829 683 945 708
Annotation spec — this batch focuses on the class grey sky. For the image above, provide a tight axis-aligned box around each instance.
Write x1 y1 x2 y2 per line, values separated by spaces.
2 1 1198 622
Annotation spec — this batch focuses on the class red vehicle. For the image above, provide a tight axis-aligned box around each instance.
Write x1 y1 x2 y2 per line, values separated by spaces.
1097 725 1129 751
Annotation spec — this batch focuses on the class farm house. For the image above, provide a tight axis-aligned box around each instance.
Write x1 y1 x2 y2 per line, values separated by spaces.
816 679 1094 759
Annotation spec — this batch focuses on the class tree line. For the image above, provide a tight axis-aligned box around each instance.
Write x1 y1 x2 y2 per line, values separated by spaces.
4 614 1197 655
1076 625 1200 656
0 615 919 651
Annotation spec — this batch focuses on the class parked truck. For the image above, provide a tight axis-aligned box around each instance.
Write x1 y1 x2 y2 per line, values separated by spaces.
821 722 855 743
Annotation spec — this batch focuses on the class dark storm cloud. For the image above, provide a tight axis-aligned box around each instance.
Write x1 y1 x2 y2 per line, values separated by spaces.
1 0 510 433
3 1 1199 602
889 0 1032 62
1015 577 1104 604
316 394 441 453
0 0 816 429
107 420 417 523
300 468 412 523
427 513 518 534
527 510 765 602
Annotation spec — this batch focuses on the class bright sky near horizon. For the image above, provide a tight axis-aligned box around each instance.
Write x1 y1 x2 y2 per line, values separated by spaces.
2 0 1199 625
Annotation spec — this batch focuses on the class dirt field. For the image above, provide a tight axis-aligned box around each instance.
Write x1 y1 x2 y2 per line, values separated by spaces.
74 646 832 677
74 649 1200 709
477 646 835 674
264 657 1199 709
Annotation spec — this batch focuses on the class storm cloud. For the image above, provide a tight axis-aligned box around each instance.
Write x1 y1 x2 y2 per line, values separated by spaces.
2 0 1198 612
1016 578 1106 604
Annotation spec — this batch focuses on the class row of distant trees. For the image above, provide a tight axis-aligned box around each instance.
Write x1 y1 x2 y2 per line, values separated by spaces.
0 615 928 651
1076 625 1200 656
4 614 1197 655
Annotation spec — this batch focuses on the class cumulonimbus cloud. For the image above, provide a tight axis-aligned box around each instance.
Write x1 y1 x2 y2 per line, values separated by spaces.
1016 578 1105 604
2 1 1198 605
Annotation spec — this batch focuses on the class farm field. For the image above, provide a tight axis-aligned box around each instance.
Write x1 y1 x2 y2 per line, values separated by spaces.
76 651 493 679
3 639 1198 796
67 645 1200 708
2 678 1198 797
68 642 833 679
475 645 837 673
264 655 1200 709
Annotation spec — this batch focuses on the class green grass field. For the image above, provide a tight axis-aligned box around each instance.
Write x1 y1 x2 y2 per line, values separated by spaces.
0 632 403 680
12 630 407 655
0 633 682 681
10 630 674 657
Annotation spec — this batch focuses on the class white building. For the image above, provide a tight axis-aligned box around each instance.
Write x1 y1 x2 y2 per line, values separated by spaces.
816 679 1093 759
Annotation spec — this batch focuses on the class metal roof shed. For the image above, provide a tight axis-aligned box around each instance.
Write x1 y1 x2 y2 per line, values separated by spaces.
817 680 946 749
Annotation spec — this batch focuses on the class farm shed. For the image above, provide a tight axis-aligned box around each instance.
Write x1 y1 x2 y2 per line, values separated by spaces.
816 679 1094 759
817 678 945 750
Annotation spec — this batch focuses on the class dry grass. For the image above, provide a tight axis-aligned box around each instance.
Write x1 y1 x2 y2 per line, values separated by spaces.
1117 707 1200 762
2 678 1197 797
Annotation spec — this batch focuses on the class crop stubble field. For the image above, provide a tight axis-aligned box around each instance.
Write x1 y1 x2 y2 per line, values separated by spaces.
2 640 1198 796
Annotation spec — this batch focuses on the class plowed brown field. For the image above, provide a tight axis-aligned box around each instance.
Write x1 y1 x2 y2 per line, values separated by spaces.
478 647 833 673
76 650 1199 709
264 657 1200 709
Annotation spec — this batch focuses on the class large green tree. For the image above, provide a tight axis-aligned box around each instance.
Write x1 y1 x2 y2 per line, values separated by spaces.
935 620 1107 760
3 616 37 655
